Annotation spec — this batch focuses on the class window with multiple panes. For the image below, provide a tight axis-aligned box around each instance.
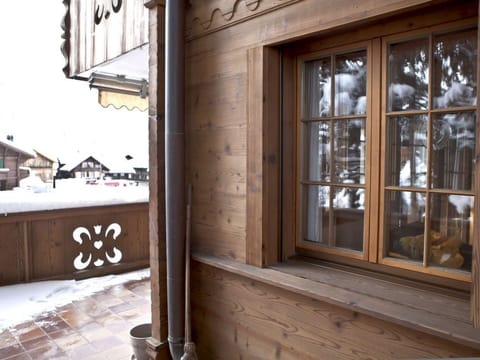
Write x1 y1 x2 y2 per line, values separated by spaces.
297 21 477 283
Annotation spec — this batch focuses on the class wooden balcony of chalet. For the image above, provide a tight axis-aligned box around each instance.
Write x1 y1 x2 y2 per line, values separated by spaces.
0 201 150 359
0 202 149 286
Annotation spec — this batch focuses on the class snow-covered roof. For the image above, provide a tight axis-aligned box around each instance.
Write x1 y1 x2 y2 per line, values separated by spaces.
98 153 136 174
33 148 57 163
0 137 36 158
125 153 148 169
61 153 137 174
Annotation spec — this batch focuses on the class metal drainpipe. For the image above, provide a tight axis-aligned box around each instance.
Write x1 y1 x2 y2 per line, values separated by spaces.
165 0 186 359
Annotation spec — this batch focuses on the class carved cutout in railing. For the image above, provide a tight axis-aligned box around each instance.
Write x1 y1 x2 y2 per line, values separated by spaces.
73 223 123 270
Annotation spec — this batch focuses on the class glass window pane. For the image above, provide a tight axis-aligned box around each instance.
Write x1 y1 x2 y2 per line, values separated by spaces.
431 112 476 191
302 122 330 182
384 190 426 263
332 187 364 252
333 119 366 184
388 38 429 111
429 194 473 272
303 58 331 118
385 115 428 187
302 185 330 244
433 29 477 109
334 51 367 116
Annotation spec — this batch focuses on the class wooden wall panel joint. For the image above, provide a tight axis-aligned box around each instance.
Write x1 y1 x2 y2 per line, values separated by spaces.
23 221 32 282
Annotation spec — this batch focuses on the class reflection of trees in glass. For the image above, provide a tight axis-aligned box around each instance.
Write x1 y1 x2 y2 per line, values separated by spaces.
333 120 365 184
433 29 477 108
386 30 477 110
388 38 429 111
386 28 477 270
314 52 367 117
431 112 476 192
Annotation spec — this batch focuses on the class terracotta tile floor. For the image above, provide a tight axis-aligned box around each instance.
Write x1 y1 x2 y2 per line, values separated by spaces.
0 277 151 360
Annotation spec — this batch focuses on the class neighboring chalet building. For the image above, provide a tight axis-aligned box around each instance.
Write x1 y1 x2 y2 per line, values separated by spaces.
126 154 149 182
62 1 480 359
23 149 56 183
0 136 36 191
59 154 147 183
63 155 108 179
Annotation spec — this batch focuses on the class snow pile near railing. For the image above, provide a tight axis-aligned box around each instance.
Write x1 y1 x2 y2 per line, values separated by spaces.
0 178 148 214
0 268 150 331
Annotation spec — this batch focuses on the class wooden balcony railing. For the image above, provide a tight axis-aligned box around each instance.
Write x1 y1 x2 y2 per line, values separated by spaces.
0 202 149 285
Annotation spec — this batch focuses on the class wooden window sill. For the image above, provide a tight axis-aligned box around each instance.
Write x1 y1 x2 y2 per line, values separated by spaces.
192 253 480 350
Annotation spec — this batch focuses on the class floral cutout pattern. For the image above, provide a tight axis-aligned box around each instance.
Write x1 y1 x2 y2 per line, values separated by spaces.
73 223 123 270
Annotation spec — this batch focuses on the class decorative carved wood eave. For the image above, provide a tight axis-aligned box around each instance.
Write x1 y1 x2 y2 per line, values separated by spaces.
61 0 71 78
61 0 148 79
186 0 301 40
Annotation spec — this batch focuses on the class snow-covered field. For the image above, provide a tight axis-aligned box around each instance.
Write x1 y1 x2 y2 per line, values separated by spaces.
0 178 148 215
0 268 150 331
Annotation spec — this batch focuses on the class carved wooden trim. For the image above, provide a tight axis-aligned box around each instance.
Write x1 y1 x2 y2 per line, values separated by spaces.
186 0 301 40
61 0 71 78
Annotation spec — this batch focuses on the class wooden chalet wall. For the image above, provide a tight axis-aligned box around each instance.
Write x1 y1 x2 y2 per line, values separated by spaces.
183 0 480 358
191 262 477 359
23 153 55 182
0 144 34 190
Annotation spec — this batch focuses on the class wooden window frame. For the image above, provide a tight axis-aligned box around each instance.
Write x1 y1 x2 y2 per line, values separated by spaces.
295 41 373 263
378 23 478 283
291 13 478 282
246 1 480 327
246 46 281 267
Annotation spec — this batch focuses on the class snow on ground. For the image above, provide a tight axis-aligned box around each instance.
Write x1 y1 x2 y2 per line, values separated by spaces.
0 178 148 215
0 268 150 331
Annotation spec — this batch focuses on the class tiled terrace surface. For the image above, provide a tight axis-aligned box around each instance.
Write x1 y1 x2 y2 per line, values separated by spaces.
0 277 151 360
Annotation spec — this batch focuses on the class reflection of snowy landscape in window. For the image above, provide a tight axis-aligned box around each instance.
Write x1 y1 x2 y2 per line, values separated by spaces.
387 27 477 208
0 178 148 214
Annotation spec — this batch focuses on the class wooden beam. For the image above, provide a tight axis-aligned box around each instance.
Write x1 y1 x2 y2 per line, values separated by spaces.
145 1 169 356
472 1 480 328
246 46 281 267
23 221 31 282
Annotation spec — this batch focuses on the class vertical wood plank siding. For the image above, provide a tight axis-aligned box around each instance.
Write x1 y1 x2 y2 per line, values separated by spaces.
191 262 479 359
184 0 480 356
